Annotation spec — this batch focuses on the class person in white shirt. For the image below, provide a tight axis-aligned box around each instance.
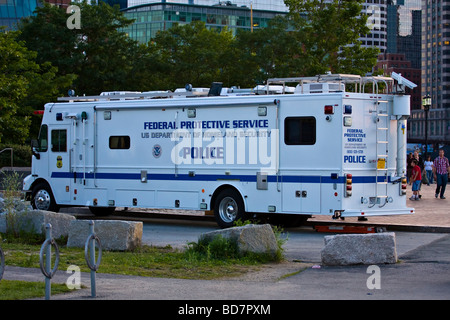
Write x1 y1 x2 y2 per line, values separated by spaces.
424 155 434 185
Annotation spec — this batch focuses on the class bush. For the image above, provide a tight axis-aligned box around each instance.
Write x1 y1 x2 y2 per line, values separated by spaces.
185 235 240 261
0 144 31 168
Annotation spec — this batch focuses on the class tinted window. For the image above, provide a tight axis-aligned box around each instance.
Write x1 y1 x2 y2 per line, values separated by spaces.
109 136 130 149
51 129 67 152
284 117 316 145
37 124 48 152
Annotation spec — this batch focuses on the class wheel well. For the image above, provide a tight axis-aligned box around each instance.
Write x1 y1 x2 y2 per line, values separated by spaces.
210 185 246 211
31 178 50 192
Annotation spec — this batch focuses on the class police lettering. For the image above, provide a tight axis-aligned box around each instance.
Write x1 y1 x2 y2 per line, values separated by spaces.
344 155 366 163
182 147 224 159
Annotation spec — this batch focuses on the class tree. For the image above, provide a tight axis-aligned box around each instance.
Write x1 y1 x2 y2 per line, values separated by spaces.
0 30 34 144
234 16 304 84
19 1 142 96
149 22 239 90
0 30 74 144
284 0 379 75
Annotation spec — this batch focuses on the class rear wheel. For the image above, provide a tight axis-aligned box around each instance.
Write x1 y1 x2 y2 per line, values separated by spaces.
31 183 60 212
214 189 247 228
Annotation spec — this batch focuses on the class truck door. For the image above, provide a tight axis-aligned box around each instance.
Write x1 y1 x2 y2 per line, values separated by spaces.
49 125 71 204
281 115 321 214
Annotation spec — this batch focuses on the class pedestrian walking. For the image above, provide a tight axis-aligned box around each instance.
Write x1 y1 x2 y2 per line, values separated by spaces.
433 149 450 199
424 155 434 185
409 159 422 201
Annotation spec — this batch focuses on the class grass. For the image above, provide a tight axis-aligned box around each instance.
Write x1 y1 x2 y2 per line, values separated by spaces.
1 242 266 280
0 280 71 300
0 240 266 299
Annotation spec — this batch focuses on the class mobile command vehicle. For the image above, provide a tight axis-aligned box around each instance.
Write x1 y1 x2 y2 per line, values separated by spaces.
24 73 415 228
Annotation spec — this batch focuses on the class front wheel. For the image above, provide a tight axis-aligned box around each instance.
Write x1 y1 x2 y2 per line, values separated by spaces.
31 183 60 212
214 189 247 228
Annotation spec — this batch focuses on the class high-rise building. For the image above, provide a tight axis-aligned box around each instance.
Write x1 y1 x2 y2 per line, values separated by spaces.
360 0 388 53
0 0 71 30
0 0 39 30
121 1 283 42
418 0 450 145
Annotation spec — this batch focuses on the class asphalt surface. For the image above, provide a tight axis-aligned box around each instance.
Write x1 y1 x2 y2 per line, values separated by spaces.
2 185 450 302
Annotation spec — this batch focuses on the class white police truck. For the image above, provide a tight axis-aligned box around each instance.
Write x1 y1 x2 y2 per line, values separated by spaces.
23 73 415 228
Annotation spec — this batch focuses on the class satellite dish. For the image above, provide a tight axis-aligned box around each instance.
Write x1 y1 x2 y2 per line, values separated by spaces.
391 72 417 90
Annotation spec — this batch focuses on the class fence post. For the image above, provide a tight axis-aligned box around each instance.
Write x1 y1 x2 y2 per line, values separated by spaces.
39 223 59 300
85 220 102 298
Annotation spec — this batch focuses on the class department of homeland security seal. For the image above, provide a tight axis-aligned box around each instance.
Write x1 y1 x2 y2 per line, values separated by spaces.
152 144 162 158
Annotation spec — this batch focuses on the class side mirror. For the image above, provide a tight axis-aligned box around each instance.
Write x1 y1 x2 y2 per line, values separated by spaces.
31 140 40 159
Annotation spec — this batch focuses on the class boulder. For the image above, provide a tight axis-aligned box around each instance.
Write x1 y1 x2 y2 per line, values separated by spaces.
67 220 143 251
320 232 398 266
200 224 278 256
0 209 75 239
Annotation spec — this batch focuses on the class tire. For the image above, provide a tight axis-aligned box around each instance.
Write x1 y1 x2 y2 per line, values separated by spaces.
213 189 247 228
89 206 116 216
31 183 60 212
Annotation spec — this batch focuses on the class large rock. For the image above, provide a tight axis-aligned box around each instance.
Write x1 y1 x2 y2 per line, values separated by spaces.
321 232 398 266
67 220 143 251
0 209 75 239
200 224 278 256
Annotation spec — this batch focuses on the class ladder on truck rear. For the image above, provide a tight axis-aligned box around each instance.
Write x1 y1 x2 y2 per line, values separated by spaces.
373 98 389 207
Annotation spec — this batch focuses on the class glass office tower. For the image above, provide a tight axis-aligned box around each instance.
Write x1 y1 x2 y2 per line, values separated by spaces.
0 0 38 30
419 0 450 145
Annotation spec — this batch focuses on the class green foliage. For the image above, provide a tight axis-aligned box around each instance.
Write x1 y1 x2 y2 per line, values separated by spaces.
0 280 71 300
19 1 141 96
0 30 34 144
0 28 74 145
284 0 379 75
0 144 32 168
148 21 239 89
185 235 241 261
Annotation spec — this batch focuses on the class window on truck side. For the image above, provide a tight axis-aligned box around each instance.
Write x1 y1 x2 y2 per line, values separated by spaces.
284 117 316 145
51 129 67 152
109 136 130 149
37 124 48 152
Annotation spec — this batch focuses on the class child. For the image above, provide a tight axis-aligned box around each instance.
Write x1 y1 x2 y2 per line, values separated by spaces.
410 159 422 200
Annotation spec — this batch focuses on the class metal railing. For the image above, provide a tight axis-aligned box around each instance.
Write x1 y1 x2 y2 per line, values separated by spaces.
0 148 13 168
